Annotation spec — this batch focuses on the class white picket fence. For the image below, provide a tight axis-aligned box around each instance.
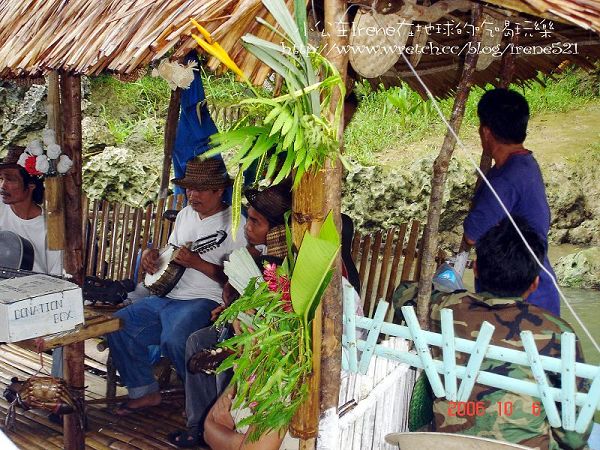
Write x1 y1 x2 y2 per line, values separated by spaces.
336 337 416 450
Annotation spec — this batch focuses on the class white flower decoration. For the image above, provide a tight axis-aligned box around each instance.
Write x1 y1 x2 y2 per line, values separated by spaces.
46 143 62 160
41 129 56 147
17 152 28 167
26 140 44 156
35 154 50 174
152 59 197 90
56 154 73 174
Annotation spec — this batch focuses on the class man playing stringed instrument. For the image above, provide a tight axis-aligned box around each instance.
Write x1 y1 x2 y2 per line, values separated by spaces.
107 157 246 415
0 145 62 275
0 145 65 410
168 183 292 448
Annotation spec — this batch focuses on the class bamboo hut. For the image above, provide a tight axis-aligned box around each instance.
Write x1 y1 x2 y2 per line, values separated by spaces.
0 0 599 449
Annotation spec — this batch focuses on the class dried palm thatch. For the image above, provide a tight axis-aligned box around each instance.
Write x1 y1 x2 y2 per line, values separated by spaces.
0 0 291 86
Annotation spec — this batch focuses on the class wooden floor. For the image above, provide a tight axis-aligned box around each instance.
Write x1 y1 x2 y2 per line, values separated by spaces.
0 343 200 450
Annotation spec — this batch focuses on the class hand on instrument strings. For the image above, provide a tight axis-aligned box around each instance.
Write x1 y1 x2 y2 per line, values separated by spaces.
173 246 202 269
141 249 159 274
210 305 226 322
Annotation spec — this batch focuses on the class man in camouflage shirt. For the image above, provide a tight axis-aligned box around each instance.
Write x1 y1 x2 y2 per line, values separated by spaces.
429 217 591 449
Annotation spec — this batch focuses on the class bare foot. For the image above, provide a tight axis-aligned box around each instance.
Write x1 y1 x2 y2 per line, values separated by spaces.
115 391 161 415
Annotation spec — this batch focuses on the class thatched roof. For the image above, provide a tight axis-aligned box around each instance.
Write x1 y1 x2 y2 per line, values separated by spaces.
0 0 285 82
0 0 598 96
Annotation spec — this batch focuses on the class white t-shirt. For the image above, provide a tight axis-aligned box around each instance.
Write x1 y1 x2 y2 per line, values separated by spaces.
167 205 246 303
0 201 62 275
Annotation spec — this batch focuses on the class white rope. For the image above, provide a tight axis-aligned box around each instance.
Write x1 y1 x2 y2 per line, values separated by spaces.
394 50 600 356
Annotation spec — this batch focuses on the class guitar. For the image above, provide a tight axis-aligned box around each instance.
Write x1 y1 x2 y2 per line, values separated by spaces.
0 231 34 271
144 230 228 297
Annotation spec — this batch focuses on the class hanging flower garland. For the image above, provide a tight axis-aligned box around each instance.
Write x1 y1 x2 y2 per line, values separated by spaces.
18 129 73 177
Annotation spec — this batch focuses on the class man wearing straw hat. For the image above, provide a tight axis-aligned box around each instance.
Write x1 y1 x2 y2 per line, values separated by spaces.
0 145 65 414
168 183 292 448
107 157 246 415
0 145 62 275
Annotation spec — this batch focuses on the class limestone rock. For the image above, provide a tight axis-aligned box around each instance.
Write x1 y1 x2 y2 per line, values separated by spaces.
83 146 160 206
82 117 116 154
555 247 600 289
0 82 47 150
342 155 475 250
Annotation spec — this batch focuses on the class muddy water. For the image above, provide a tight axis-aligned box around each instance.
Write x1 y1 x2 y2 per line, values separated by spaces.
549 245 600 366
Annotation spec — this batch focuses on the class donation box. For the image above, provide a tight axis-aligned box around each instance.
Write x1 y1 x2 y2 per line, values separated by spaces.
0 274 84 342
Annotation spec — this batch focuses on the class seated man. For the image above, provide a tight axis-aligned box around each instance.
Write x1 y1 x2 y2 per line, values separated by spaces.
431 217 590 449
0 145 62 275
169 183 291 448
107 157 246 415
0 145 64 381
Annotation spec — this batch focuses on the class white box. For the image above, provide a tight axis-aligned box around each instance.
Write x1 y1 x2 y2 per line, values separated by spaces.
0 274 85 343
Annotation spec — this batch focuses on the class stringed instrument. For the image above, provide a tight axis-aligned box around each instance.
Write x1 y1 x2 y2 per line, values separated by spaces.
0 231 34 271
144 230 228 297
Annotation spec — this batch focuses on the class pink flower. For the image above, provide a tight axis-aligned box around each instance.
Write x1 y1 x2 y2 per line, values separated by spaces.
249 401 258 409
248 373 256 385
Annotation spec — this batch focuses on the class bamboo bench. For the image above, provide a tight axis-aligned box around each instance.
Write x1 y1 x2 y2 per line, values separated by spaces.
83 194 445 317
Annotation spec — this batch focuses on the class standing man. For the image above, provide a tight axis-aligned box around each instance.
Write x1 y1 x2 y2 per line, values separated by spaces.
463 88 559 315
107 157 246 415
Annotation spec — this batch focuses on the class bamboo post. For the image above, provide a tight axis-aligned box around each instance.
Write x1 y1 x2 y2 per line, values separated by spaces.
60 72 85 450
474 31 519 191
159 88 181 199
45 72 66 250
289 1 348 448
415 5 484 329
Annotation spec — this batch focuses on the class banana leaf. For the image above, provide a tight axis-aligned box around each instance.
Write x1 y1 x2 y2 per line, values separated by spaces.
290 212 340 328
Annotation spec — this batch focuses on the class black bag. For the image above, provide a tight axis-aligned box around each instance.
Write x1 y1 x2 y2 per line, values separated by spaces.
83 277 134 306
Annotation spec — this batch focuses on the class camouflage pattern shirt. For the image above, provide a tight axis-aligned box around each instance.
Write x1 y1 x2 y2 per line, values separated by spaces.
429 291 591 450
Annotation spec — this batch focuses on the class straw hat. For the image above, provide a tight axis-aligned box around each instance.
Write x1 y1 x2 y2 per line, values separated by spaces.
171 157 232 190
244 183 292 226
0 145 26 170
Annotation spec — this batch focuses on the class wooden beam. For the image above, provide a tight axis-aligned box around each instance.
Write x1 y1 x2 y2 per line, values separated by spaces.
159 88 180 199
415 5 484 329
45 72 66 250
59 72 85 450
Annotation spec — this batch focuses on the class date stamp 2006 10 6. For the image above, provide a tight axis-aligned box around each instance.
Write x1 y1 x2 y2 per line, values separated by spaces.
447 401 542 417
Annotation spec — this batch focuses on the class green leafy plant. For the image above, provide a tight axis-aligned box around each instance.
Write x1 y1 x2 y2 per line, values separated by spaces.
193 0 345 235
215 213 340 441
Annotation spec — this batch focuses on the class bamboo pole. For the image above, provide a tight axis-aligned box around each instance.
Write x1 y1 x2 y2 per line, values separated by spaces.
159 88 180 199
317 0 348 448
60 72 85 450
289 1 348 447
45 72 66 250
415 5 484 329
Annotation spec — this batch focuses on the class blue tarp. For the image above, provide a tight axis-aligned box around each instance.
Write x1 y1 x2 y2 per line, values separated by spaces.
172 52 232 201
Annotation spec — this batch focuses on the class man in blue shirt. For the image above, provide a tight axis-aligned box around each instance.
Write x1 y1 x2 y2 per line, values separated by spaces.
462 88 559 315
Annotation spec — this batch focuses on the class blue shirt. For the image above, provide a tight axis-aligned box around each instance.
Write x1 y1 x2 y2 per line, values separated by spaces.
464 151 560 315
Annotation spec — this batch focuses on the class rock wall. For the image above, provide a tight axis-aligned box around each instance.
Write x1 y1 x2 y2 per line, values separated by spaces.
342 156 476 250
1 80 163 203
0 81 47 150
555 247 600 289
342 156 600 248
